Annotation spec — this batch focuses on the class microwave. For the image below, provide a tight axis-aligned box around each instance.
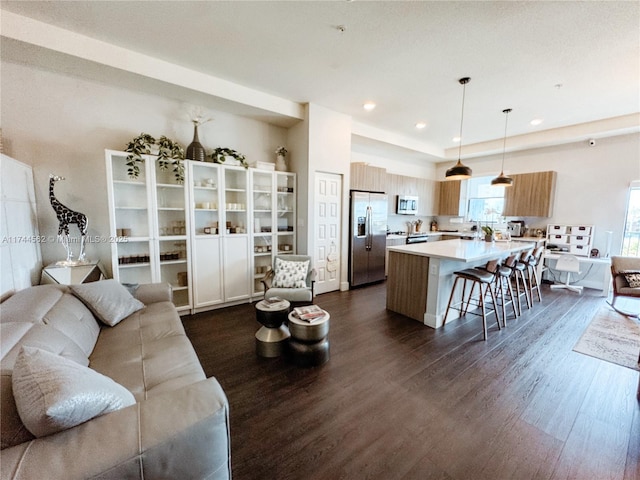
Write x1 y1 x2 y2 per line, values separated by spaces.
397 195 419 215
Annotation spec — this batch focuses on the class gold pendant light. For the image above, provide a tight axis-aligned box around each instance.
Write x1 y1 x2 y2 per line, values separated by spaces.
445 77 472 180
491 108 514 187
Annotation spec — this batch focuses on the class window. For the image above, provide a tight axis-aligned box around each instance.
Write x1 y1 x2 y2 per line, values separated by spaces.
466 176 505 224
622 183 640 256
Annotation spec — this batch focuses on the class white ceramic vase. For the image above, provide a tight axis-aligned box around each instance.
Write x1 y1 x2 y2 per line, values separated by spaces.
275 155 287 172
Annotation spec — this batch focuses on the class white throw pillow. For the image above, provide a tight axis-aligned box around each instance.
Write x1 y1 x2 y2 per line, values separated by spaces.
70 279 144 326
272 258 309 288
12 347 136 437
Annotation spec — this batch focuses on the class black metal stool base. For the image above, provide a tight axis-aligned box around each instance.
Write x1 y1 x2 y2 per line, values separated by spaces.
286 337 330 367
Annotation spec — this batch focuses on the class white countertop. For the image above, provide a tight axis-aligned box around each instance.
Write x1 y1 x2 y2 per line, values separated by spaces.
387 238 535 262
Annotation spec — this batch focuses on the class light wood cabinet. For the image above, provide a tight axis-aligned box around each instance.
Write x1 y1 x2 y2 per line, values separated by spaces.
417 178 438 216
503 171 556 217
350 163 386 192
385 173 438 216
437 180 463 216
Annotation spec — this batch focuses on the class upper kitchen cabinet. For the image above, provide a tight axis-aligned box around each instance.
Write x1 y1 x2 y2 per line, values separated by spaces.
385 173 438 216
417 178 438 216
438 180 464 216
350 163 386 192
503 171 557 217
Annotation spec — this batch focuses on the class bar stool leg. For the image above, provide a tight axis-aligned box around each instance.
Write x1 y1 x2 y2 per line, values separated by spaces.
529 264 542 302
443 276 462 325
506 275 519 319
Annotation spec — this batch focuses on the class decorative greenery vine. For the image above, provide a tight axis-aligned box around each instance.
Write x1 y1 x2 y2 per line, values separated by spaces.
210 147 248 169
124 133 185 183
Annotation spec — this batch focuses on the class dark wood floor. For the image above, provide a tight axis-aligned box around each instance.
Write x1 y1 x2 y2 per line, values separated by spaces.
183 283 640 480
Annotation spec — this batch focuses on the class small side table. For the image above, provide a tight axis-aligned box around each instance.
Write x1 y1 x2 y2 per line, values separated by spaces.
286 309 330 367
255 299 291 358
40 261 105 285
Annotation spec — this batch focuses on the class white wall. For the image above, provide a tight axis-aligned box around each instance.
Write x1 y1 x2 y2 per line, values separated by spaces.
307 103 352 291
1 61 288 275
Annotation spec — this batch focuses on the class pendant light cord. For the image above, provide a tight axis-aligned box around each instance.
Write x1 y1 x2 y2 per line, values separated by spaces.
500 109 510 173
457 80 468 162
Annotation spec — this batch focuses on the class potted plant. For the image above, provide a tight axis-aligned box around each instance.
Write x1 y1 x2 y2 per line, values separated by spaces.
124 133 185 183
124 133 155 179
481 225 494 242
210 147 248 168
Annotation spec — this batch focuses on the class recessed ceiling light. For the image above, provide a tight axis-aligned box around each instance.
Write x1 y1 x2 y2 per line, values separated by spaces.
452 136 461 143
415 122 427 129
363 102 376 111
530 118 543 126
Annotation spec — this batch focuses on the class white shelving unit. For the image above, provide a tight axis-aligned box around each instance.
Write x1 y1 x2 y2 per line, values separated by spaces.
250 169 296 297
108 154 297 314
546 224 594 257
105 150 191 313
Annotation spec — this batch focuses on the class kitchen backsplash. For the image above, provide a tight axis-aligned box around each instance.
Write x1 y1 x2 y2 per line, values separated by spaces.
387 214 549 236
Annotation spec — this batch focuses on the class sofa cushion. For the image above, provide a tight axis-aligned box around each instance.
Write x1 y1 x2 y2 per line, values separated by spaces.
70 280 145 327
89 302 206 401
1 323 89 370
12 347 136 438
0 284 100 357
1 323 90 450
1 373 34 449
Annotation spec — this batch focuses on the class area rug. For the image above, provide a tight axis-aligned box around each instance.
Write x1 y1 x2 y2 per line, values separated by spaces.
573 306 640 371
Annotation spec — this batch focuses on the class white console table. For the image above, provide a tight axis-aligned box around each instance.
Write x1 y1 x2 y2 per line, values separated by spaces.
541 253 611 297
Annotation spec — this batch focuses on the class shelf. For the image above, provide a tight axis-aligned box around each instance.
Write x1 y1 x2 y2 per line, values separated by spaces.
116 206 147 210
157 183 183 189
118 236 149 242
118 262 151 268
160 259 187 265
158 235 187 240
225 188 246 192
114 180 145 186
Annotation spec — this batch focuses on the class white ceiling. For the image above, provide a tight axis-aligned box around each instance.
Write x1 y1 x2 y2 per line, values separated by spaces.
2 1 639 161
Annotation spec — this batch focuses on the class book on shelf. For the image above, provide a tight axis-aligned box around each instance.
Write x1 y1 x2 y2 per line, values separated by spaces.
293 305 325 322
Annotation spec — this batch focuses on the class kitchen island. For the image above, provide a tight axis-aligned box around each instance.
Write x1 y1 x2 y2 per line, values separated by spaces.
386 239 535 328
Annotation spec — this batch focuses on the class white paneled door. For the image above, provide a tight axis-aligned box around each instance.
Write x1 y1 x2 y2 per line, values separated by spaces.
314 172 342 295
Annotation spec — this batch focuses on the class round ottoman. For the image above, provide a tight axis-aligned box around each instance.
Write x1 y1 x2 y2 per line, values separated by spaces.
286 308 330 367
255 299 291 357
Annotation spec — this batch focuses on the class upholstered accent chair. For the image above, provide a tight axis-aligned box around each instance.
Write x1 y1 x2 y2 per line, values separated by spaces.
609 255 640 317
261 255 317 306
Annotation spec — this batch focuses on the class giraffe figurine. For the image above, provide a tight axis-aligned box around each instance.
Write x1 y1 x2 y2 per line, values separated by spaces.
49 174 88 264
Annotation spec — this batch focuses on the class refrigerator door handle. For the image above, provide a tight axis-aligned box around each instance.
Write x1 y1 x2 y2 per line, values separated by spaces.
366 205 372 251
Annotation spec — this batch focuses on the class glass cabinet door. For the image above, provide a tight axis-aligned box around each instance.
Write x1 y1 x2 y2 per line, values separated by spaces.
154 159 189 309
223 166 248 235
107 151 153 285
276 172 296 256
190 163 220 236
251 170 274 294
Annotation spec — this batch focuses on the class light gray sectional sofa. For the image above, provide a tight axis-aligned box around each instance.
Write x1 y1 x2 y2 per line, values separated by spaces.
1 281 231 480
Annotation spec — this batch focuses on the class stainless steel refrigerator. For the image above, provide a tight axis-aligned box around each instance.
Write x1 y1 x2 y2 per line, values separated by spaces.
349 190 388 287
